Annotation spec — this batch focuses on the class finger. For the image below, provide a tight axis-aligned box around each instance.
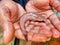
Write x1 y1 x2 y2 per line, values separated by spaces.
49 14 60 32
0 0 18 23
45 19 60 38
28 22 51 42
26 1 39 13
14 22 25 40
28 32 47 42
14 3 26 40
0 7 15 44
52 29 60 38
39 23 52 38
26 24 34 32
30 21 45 26
0 17 15 44
25 21 30 27
20 13 43 35
17 3 26 17
3 21 15 44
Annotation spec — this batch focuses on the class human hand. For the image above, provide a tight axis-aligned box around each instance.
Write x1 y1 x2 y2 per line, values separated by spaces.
0 0 26 44
23 0 60 42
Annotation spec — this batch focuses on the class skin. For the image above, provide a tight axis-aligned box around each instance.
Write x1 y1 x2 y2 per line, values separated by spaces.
20 12 53 42
0 0 18 43
25 0 60 40
20 13 45 35
0 0 26 44
0 0 28 44
14 3 26 40
1 0 60 44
